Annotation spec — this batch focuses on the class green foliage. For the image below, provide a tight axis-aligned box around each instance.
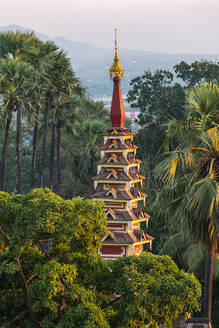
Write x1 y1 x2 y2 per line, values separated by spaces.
0 31 110 196
61 99 109 198
0 189 201 327
127 70 185 126
107 254 201 328
153 83 219 322
0 188 108 327
128 64 219 324
174 60 219 87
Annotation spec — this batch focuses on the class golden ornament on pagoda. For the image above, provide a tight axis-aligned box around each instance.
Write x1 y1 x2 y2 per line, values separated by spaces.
109 28 124 79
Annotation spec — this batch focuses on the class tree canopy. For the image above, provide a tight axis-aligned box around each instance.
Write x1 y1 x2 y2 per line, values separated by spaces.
0 188 201 328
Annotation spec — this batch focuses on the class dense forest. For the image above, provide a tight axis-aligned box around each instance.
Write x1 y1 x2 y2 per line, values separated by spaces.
0 31 219 327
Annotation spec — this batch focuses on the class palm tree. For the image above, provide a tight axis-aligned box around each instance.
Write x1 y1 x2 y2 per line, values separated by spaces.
0 59 38 192
45 59 84 193
0 31 40 192
38 48 71 188
33 42 60 188
55 98 80 195
154 83 219 320
0 100 13 190
23 40 59 189
78 97 108 121
0 31 36 59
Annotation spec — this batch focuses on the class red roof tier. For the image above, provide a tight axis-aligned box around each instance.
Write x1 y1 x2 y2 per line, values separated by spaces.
96 153 141 166
102 230 154 245
91 187 146 201
100 138 138 151
103 127 135 137
106 208 150 222
92 168 145 181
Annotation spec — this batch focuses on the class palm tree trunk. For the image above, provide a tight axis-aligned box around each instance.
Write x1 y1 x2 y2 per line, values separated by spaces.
40 95 51 187
16 106 22 193
30 107 39 190
0 114 12 190
203 242 215 319
56 123 62 195
49 123 56 191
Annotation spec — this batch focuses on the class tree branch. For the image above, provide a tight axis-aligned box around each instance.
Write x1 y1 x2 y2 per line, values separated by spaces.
37 239 71 290
103 295 121 308
0 225 10 243
1 302 39 328
26 273 38 286
16 253 40 328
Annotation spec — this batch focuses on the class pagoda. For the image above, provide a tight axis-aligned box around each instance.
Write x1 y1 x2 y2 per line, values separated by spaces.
91 30 153 260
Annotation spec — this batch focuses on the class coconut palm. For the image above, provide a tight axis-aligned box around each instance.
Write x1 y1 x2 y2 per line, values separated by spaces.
154 83 219 320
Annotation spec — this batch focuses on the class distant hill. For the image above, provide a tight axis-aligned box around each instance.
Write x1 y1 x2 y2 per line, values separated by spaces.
1 24 219 97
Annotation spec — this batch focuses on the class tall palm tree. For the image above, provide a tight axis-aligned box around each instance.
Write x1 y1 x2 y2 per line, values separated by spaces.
0 100 14 190
46 60 84 193
23 40 59 189
0 59 38 192
55 97 80 195
154 83 219 320
0 31 39 192
38 48 70 188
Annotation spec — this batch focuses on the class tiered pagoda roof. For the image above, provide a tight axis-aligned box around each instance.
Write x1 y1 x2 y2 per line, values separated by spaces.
100 138 138 151
92 187 147 201
102 230 153 245
103 127 134 136
106 208 150 222
92 168 145 182
96 153 142 166
91 30 153 259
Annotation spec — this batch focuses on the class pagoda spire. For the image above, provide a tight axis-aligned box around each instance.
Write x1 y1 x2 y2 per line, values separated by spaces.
91 31 154 259
109 29 125 128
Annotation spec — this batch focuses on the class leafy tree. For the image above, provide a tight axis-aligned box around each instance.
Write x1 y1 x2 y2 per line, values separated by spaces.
0 189 201 328
127 70 185 126
107 254 201 328
0 188 108 327
174 61 219 88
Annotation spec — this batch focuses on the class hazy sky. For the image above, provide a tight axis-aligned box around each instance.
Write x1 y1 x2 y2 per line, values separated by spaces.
2 0 219 54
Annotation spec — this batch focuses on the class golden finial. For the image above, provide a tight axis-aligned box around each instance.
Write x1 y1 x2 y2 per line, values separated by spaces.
109 28 124 79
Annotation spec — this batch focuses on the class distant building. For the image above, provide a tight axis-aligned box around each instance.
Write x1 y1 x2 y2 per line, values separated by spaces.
91 32 153 260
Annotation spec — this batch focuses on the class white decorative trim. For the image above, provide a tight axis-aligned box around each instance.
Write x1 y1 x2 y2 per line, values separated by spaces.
106 189 117 198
